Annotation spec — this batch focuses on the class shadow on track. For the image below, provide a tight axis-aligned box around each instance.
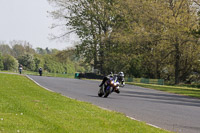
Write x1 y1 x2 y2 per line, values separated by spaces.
120 90 200 107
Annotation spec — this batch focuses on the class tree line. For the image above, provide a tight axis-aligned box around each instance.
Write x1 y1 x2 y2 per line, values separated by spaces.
0 41 89 74
48 0 200 84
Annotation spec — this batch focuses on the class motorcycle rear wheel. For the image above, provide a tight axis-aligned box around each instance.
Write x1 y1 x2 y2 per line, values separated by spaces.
98 87 104 97
104 89 110 98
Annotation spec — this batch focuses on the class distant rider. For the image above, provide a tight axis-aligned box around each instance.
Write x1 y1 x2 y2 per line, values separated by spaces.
19 64 23 74
39 67 43 76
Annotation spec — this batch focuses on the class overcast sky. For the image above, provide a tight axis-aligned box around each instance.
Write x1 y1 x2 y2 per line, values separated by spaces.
0 0 76 50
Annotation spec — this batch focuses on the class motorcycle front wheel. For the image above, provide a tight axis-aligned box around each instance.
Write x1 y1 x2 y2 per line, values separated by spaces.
104 87 111 98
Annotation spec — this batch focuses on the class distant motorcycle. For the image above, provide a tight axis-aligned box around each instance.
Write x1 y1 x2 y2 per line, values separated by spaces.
98 76 120 98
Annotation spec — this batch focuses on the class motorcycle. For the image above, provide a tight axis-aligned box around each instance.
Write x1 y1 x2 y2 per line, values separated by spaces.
98 77 120 98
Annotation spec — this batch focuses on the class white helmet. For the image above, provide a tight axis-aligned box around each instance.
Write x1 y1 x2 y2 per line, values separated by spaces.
118 72 124 77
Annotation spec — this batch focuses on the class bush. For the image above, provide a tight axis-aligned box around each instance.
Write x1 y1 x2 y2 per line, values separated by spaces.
3 54 18 71
0 53 3 70
18 54 35 71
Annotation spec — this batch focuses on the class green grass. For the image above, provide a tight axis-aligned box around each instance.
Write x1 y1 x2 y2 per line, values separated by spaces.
23 70 75 78
0 73 171 133
0 70 75 78
129 82 200 99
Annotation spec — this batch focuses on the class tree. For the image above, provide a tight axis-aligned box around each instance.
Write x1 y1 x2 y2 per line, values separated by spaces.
45 47 51 54
48 0 200 84
55 48 88 73
110 0 200 83
36 47 47 55
161 0 199 84
10 40 35 57
55 48 76 63
18 54 36 71
51 49 59 54
36 47 57 55
24 43 35 54
3 54 18 71
48 0 119 74
12 44 25 58
34 54 44 72
0 53 3 70
0 44 12 55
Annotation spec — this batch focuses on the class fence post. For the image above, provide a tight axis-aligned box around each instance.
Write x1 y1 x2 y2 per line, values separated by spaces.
158 79 164 85
127 77 133 82
74 73 79 79
141 78 149 84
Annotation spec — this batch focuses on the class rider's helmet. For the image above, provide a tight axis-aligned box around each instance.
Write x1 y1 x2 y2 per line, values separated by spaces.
118 72 124 81
118 72 124 77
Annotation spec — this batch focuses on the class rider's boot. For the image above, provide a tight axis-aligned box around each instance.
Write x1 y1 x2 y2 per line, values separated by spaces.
115 89 120 94
99 82 103 87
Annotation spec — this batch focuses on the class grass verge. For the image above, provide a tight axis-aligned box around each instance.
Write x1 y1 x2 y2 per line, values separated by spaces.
128 82 200 99
0 70 74 78
0 73 170 133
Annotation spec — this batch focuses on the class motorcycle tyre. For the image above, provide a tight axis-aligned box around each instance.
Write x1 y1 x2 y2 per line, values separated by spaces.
104 89 111 98
98 87 104 97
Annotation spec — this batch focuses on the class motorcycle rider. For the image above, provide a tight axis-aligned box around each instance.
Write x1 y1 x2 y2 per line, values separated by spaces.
99 72 125 93
99 72 114 87
116 72 125 87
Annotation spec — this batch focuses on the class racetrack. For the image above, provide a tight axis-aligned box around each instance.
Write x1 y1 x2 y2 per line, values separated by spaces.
28 75 200 133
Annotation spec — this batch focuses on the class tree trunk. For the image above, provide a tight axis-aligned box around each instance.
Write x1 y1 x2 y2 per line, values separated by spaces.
93 43 98 69
174 43 180 84
156 61 161 79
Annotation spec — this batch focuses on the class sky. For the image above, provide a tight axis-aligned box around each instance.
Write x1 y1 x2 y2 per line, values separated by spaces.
0 0 77 50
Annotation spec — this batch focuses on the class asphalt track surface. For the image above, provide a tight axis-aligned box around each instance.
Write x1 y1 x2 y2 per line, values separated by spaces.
28 75 200 133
